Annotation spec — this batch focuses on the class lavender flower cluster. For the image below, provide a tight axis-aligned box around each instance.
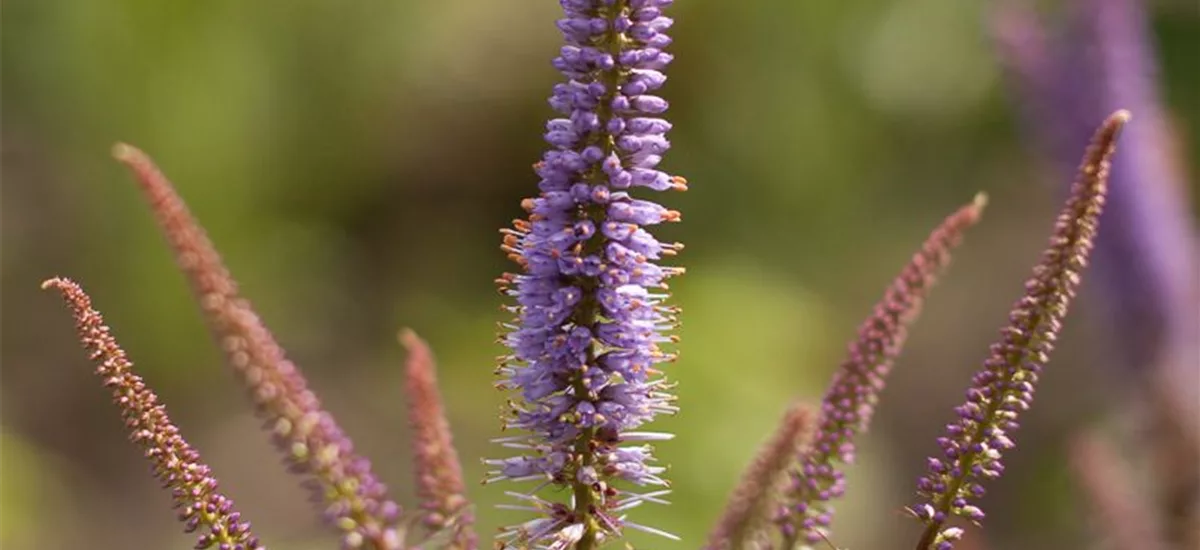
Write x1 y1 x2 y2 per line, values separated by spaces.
490 0 686 546
38 2 1180 550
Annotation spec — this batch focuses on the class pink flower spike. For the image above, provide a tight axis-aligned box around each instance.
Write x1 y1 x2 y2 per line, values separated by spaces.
399 329 475 549
112 143 403 549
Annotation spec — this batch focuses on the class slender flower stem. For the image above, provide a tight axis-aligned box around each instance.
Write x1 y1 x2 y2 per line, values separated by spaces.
911 111 1128 550
777 194 986 547
112 143 403 549
43 277 264 550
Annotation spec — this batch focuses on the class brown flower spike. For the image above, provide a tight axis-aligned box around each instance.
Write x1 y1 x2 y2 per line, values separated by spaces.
398 329 475 549
42 277 263 550
112 143 403 549
777 193 988 546
707 402 817 550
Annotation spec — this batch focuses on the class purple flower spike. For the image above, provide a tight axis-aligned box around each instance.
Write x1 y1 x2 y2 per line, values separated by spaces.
43 277 264 550
490 1 685 547
112 144 403 550
776 194 987 546
911 111 1129 550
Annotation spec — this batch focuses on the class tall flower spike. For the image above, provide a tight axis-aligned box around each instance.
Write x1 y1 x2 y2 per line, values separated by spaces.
707 403 817 550
992 0 1199 427
42 277 264 550
489 1 684 547
910 110 1129 550
777 194 988 547
111 144 403 550
398 329 475 549
991 2 1200 543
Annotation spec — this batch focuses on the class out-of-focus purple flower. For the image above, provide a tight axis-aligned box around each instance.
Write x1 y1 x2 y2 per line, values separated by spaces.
43 277 264 550
990 1 1199 542
910 111 1128 550
992 0 1198 420
112 144 403 550
775 195 987 547
489 1 685 547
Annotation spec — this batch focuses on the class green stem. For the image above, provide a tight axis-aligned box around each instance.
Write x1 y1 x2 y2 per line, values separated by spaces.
564 1 629 548
914 522 942 550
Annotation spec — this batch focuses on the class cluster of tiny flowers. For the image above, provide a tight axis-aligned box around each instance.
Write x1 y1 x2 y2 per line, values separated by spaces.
910 111 1126 550
707 403 817 550
400 329 475 548
113 144 403 550
489 0 685 546
43 278 262 550
778 197 985 546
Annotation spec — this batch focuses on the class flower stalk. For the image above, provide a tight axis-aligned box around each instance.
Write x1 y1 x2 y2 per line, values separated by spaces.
43 277 264 550
991 2 1200 543
488 0 684 547
777 194 987 547
399 329 475 549
910 110 1129 550
112 143 403 549
707 402 817 550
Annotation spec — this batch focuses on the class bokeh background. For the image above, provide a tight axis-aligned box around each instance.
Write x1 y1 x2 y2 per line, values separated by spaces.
3 1 1198 549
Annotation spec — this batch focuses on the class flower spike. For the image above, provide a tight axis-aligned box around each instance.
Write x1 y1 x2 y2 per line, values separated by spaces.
777 193 988 546
991 2 1200 543
489 0 684 547
42 277 264 550
910 110 1129 550
398 329 475 549
707 402 817 550
111 143 403 549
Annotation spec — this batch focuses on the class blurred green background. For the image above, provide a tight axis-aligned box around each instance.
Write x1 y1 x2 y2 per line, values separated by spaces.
3 1 1198 549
